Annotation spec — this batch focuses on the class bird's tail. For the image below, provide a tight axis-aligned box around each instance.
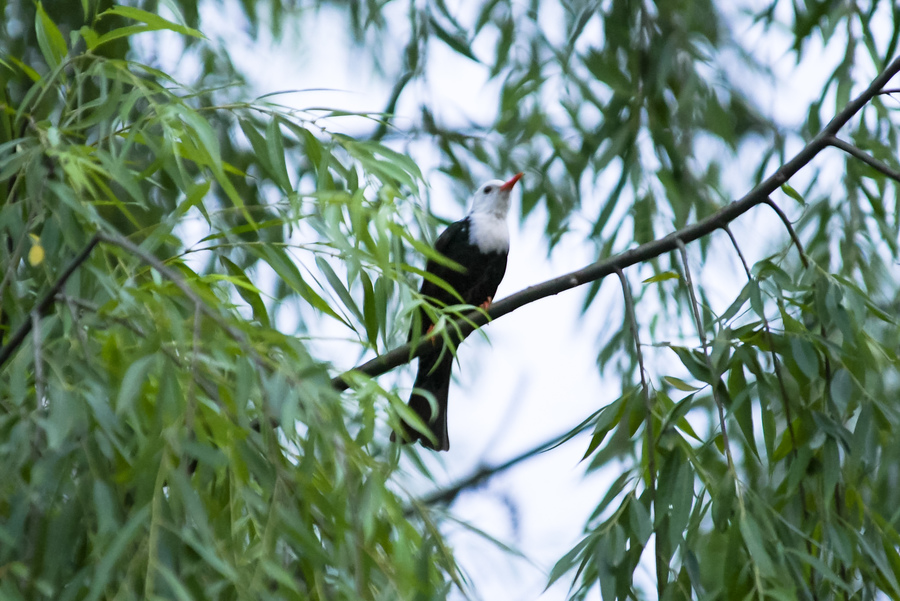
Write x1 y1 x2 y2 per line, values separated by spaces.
391 350 453 451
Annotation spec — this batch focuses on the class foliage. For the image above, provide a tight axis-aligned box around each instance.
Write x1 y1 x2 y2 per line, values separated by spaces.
3 0 900 599
0 2 455 599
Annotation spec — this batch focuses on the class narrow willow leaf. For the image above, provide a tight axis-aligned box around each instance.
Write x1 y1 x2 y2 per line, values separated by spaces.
739 514 776 577
266 117 292 191
780 183 805 205
220 257 270 327
315 256 363 324
252 245 348 326
96 6 205 46
428 16 478 61
663 375 699 391
116 354 156 416
35 2 68 69
85 504 152 601
790 337 819 380
642 271 680 284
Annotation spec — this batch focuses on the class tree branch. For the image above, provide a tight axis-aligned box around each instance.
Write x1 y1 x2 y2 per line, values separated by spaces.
615 266 662 589
826 135 900 183
335 54 900 390
762 197 809 269
409 426 585 512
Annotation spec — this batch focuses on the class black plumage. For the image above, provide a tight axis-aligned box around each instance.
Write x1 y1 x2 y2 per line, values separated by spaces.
393 174 522 451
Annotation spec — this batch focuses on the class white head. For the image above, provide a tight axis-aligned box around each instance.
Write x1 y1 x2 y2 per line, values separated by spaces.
469 173 523 217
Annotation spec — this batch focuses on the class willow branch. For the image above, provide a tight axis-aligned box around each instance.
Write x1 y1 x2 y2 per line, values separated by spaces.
762 198 809 268
720 227 797 452
410 426 583 511
826 135 900 183
615 266 663 588
335 54 900 390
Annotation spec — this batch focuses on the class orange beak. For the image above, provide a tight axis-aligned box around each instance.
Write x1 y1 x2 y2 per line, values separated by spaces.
500 172 524 192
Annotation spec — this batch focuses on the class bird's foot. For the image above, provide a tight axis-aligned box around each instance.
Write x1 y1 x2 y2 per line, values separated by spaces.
479 296 493 311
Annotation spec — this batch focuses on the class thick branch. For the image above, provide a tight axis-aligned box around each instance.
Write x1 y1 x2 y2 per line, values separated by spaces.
334 52 900 391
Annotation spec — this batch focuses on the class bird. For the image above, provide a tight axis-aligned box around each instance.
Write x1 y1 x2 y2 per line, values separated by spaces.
392 173 523 451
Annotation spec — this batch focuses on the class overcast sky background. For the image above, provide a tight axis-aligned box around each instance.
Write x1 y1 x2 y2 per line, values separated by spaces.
149 0 891 596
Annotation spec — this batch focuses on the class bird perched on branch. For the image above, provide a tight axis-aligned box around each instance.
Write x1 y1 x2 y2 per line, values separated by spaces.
393 173 523 451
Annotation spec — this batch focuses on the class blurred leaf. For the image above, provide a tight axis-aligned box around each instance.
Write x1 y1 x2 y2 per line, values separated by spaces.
643 271 680 284
428 15 477 62
35 2 68 69
781 183 806 205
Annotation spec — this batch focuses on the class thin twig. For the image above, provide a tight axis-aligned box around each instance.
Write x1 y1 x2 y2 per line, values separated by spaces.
31 311 44 404
615 267 663 586
62 294 91 353
723 225 813 574
826 135 900 183
762 198 809 269
720 227 798 453
187 302 202 432
675 239 736 473
410 425 587 511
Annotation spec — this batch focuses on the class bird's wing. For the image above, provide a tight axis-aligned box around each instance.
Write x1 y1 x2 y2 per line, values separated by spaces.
432 218 468 256
409 218 470 342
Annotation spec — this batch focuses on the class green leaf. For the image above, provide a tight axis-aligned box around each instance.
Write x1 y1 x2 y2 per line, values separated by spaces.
428 16 478 62
712 472 735 531
663 375 699 391
220 257 270 327
581 391 631 459
790 337 819 380
238 118 275 180
116 354 157 416
35 2 68 69
547 537 591 588
252 244 348 326
780 183 805 205
642 271 680 284
361 271 379 347
315 256 363 324
94 6 205 49
831 368 853 415
667 345 713 385
740 514 776 577
267 117 292 191
628 496 652 545
85 504 152 601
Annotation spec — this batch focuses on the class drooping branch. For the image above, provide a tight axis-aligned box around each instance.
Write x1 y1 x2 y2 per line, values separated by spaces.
334 54 900 391
409 425 585 511
826 135 900 183
615 266 663 591
762 198 809 268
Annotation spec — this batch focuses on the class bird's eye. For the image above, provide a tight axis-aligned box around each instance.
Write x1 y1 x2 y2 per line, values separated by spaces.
483 186 493 194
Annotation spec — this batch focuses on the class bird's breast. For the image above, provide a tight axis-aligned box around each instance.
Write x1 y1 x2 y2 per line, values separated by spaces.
467 213 509 254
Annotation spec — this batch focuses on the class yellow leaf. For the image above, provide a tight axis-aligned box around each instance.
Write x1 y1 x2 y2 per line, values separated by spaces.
28 237 45 266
